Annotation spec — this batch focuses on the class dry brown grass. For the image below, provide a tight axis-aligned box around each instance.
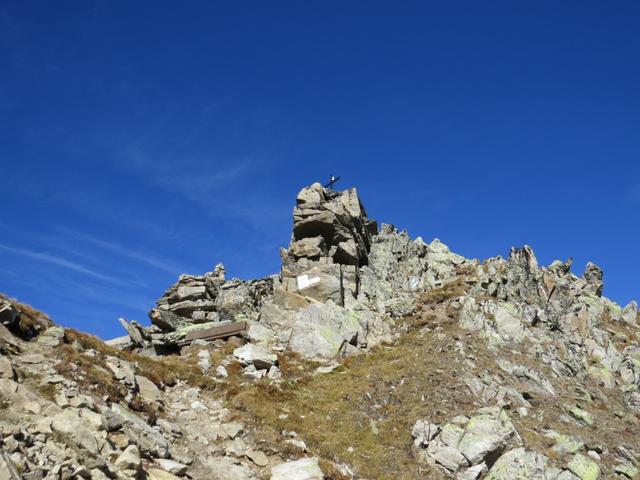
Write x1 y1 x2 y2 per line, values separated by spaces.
490 336 640 470
220 294 640 479
51 330 228 426
399 278 472 331
36 382 57 402
53 333 163 420
61 329 219 391
64 328 121 355
318 458 352 480
129 395 159 424
54 343 128 402
601 310 639 344
418 277 469 306
227 311 483 480
42 282 640 478
0 294 53 339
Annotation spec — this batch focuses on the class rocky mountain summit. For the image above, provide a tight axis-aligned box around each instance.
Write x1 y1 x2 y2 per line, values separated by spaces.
1 183 639 480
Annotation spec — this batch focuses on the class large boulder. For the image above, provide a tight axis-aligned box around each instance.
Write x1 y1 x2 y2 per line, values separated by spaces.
567 454 601 480
290 236 326 260
114 445 142 476
455 298 527 345
51 410 104 468
135 375 162 405
484 448 554 480
233 344 278 369
111 404 170 458
413 407 521 475
282 266 342 305
287 303 364 360
0 356 15 379
149 309 190 331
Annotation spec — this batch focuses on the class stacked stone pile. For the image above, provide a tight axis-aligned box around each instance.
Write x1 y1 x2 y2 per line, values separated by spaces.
109 265 275 354
279 183 377 309
151 263 274 328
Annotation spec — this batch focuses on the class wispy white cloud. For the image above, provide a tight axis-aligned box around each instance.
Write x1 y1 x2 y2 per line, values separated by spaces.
159 162 250 202
55 227 185 275
46 277 153 315
112 143 293 243
0 243 126 286
117 143 251 203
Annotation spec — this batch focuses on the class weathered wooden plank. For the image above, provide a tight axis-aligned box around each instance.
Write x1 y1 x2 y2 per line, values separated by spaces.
181 321 247 344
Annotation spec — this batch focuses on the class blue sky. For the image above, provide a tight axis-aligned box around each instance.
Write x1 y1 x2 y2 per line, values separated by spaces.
1 1 639 339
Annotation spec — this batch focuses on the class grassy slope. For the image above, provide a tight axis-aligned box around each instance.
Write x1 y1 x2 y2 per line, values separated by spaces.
229 300 640 479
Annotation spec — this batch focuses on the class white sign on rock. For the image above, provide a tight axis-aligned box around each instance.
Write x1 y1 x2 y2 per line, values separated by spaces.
297 274 321 290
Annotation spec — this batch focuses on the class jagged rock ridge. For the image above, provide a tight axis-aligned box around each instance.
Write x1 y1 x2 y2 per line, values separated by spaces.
115 183 474 362
0 182 639 480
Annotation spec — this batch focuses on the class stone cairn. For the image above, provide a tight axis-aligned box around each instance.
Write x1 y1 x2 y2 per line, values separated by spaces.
279 182 378 308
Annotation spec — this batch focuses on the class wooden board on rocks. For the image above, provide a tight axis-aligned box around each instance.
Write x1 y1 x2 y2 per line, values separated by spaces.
179 321 247 346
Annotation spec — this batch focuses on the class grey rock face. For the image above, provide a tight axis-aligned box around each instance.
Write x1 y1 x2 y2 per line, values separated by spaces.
622 301 638 326
0 355 15 379
0 323 20 354
360 226 469 316
204 456 256 480
150 264 274 330
118 318 146 346
114 444 141 475
287 303 364 360
111 403 170 458
35 326 65 347
274 184 378 311
4 180 640 480
413 407 521 476
497 359 556 397
149 309 190 331
287 183 377 267
455 297 527 345
0 447 21 480
233 344 278 369
135 374 162 405
583 262 604 297
484 448 553 480
124 183 475 356
51 409 104 468
412 420 440 448
290 236 326 260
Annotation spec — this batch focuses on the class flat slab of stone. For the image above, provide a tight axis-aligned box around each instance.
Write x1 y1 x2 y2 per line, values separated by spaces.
135 375 162 404
233 344 277 369
270 457 323 480
179 321 247 346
